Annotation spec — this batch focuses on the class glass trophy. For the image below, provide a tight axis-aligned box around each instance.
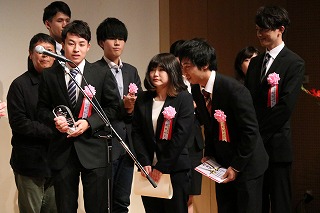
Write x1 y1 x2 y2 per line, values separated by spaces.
53 105 76 134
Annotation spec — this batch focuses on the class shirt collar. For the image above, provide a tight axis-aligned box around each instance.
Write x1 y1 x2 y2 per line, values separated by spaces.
55 42 63 55
203 70 216 94
267 42 285 59
65 59 85 75
103 56 123 70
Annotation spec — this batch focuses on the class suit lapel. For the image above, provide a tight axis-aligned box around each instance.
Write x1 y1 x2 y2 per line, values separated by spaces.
122 65 129 95
211 74 219 114
74 61 91 115
155 97 172 136
261 47 288 84
56 65 72 106
145 95 155 139
192 84 211 125
253 53 270 93
267 47 288 76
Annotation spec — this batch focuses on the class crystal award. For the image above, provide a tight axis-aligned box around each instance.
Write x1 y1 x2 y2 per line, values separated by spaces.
53 105 76 134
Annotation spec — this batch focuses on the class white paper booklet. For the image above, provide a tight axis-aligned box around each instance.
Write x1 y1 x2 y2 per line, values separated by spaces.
195 159 227 183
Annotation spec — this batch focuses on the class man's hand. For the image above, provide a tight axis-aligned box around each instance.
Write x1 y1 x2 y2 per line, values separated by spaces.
201 156 210 163
54 116 70 133
123 93 137 114
67 119 90 138
222 166 238 183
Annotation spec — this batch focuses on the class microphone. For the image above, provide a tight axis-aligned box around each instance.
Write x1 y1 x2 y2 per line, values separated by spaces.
35 45 72 63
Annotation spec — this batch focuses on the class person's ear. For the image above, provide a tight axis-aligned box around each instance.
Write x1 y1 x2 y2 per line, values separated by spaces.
29 50 33 60
202 65 209 71
44 20 51 30
98 41 104 49
279 26 285 34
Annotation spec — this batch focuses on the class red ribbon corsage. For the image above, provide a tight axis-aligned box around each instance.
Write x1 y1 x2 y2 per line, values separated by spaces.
160 106 176 140
78 85 96 118
214 110 230 142
267 72 280 108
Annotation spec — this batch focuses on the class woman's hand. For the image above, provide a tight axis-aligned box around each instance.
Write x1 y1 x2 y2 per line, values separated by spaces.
150 168 163 183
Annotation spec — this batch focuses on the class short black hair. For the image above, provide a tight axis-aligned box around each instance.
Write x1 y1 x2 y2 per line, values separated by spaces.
29 33 56 52
28 33 56 70
43 1 71 23
62 20 91 43
255 5 290 34
96 17 128 46
144 53 187 97
179 38 218 71
170 40 185 57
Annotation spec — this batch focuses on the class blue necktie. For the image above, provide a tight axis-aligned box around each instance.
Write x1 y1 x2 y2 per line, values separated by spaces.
68 69 78 109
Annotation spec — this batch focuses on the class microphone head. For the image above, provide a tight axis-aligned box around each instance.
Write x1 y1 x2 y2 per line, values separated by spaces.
35 45 45 53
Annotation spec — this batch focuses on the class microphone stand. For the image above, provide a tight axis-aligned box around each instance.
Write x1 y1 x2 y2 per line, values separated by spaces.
61 60 157 211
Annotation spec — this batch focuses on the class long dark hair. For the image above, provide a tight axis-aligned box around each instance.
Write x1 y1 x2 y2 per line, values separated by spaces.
234 46 260 82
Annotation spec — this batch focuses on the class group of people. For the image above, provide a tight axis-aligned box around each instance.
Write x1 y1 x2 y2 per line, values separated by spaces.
7 1 140 213
2 2 304 213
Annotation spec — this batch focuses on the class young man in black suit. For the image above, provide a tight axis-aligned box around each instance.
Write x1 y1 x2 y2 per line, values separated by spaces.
37 20 120 213
43 1 71 55
245 6 305 213
94 17 142 213
179 38 268 213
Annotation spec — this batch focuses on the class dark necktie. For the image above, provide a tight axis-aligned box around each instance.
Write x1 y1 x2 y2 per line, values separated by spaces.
202 89 212 116
260 53 271 81
68 69 78 109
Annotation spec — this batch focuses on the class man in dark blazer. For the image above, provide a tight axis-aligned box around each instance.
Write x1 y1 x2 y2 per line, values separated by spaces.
37 20 120 213
179 38 268 213
94 17 142 213
245 6 305 213
8 33 57 212
43 1 71 55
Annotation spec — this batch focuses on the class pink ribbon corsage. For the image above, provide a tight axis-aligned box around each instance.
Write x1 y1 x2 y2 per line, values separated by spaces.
214 110 230 142
267 72 280 108
160 106 176 140
79 85 96 118
128 83 138 95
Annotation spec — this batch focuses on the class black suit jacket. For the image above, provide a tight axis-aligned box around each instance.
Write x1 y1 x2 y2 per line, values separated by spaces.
192 73 268 182
37 61 120 170
7 68 53 177
245 46 305 162
94 58 142 160
132 90 194 174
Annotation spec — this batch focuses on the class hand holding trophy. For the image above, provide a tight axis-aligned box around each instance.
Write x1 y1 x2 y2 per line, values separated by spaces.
53 105 76 134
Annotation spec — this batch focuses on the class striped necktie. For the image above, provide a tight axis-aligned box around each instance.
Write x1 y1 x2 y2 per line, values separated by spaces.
202 89 212 116
260 53 271 81
68 69 78 109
